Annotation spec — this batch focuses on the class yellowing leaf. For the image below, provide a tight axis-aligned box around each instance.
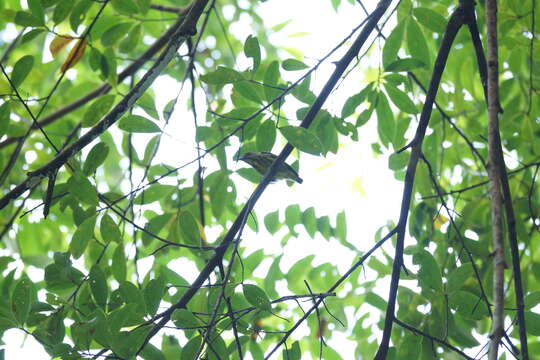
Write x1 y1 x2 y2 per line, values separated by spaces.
350 176 367 198
433 213 448 230
49 35 74 57
61 39 87 72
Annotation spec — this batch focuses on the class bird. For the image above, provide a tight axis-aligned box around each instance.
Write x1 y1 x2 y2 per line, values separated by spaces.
239 152 303 184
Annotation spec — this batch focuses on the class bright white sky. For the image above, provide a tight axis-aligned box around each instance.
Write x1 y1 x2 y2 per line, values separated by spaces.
3 1 407 358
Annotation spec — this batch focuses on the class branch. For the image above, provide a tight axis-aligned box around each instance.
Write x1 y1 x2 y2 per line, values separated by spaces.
469 1 528 357
150 3 187 13
0 0 208 211
394 318 474 360
374 2 472 358
485 0 506 358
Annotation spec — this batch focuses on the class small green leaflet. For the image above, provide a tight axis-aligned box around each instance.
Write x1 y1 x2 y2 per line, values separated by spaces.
244 35 261 73
243 284 271 311
282 58 308 71
11 55 34 88
118 114 160 133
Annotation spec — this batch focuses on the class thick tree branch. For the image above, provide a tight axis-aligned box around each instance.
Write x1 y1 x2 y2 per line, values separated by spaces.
374 2 472 358
485 1 506 359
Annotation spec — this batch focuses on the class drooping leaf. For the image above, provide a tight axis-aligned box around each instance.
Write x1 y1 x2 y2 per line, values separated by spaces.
61 39 87 72
69 215 97 259
11 55 34 87
413 7 447 33
244 35 261 73
83 142 109 175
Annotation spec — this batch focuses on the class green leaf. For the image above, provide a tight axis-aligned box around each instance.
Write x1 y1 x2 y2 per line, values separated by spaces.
100 214 122 243
375 92 395 147
209 171 228 220
264 255 283 299
83 142 109 175
446 264 473 294
119 281 146 316
144 277 165 316
82 94 116 127
264 210 280 235
112 245 126 282
101 22 132 47
384 84 418 114
280 125 322 155
283 341 301 360
302 207 317 238
111 0 139 15
134 184 175 205
69 215 96 259
142 135 160 164
413 8 447 33
317 215 332 240
365 292 387 311
407 18 430 66
413 249 443 293
449 291 489 320
256 119 276 152
177 210 204 246
285 204 301 234
172 309 201 330
341 85 372 119
118 114 161 133
27 0 44 24
67 172 99 206
525 291 540 309
234 81 263 103
244 35 261 73
282 58 308 71
385 58 426 72
291 75 315 104
250 341 264 360
53 0 74 24
264 61 281 102
119 23 142 53
11 278 32 325
382 22 405 67
11 55 34 88
181 336 202 360
525 311 540 335
200 66 243 85
70 0 93 32
89 265 108 308
388 151 408 171
138 92 159 120
287 255 314 293
335 211 347 243
243 284 271 311
14 11 43 27
21 28 45 43
0 102 10 137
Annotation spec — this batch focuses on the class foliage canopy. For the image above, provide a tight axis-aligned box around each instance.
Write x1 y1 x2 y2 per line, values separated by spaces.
0 0 538 359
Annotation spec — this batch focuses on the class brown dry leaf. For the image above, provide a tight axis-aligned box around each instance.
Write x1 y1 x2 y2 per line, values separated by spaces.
49 36 74 57
61 39 87 72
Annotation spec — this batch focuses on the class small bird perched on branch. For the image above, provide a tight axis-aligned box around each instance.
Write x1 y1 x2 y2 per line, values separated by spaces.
239 152 303 184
